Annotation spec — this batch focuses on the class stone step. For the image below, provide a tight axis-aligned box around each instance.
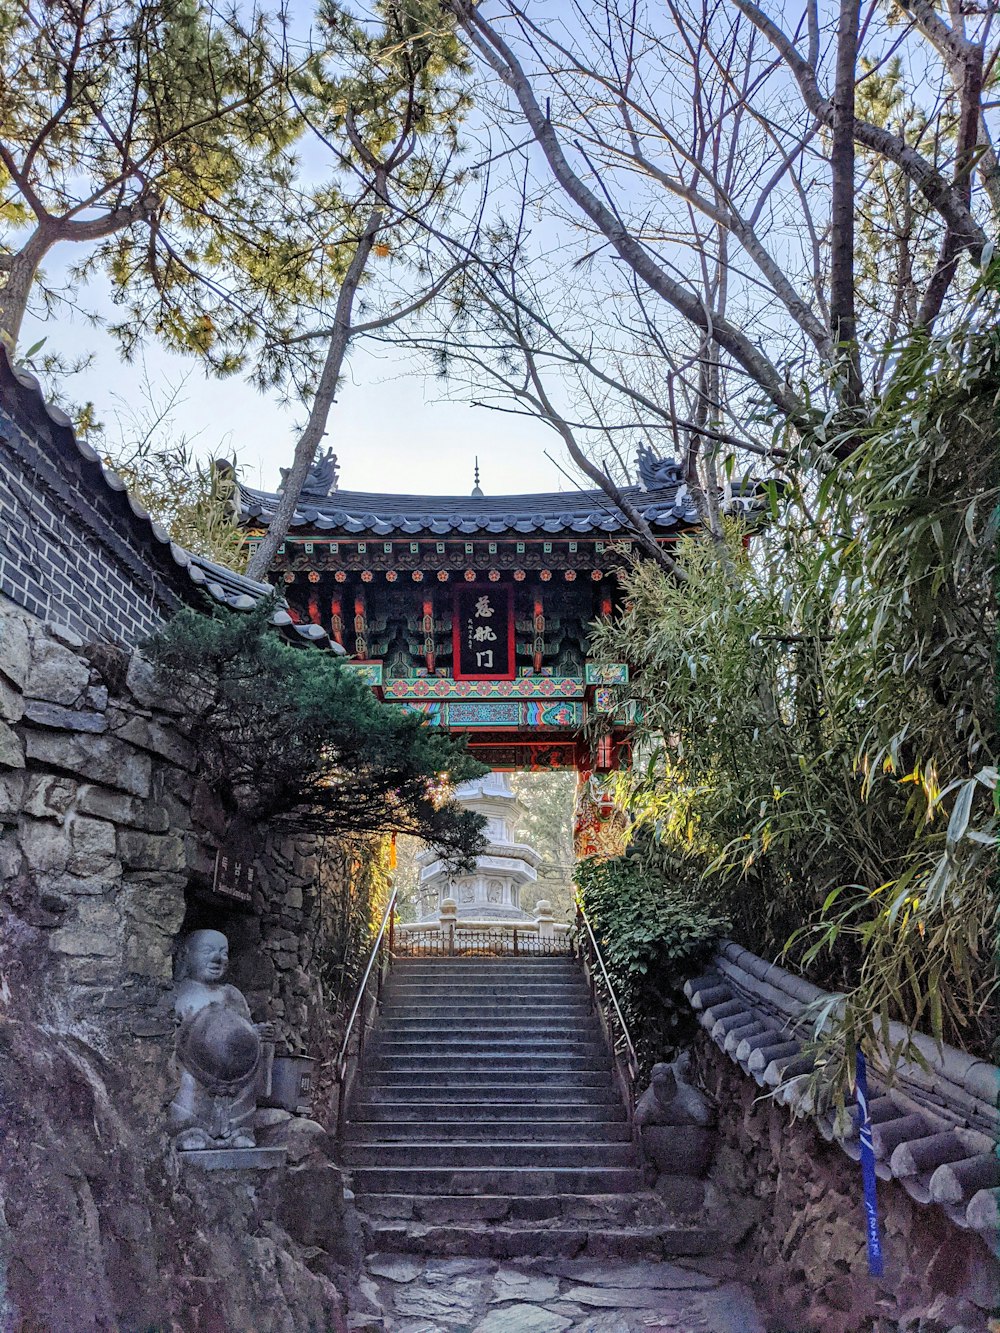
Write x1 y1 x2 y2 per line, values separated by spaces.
367 1053 610 1072
350 1165 646 1195
378 1002 592 1023
354 1189 697 1228
365 1068 614 1087
345 1118 632 1142
374 1028 598 1044
349 1099 627 1124
378 1005 593 1021
373 1029 600 1050
374 1025 599 1039
384 989 590 1004
342 1141 639 1168
358 1218 716 1261
373 1034 608 1055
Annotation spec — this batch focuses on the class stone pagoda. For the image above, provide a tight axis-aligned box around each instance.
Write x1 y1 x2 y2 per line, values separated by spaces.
414 772 542 924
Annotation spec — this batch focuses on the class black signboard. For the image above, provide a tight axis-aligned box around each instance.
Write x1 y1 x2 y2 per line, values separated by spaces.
213 847 256 904
453 585 515 680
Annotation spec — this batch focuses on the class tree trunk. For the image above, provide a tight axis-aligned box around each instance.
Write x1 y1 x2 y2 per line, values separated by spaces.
0 229 53 351
245 204 385 583
830 0 861 408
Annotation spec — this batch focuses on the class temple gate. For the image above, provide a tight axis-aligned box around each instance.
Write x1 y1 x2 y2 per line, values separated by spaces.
232 454 753 849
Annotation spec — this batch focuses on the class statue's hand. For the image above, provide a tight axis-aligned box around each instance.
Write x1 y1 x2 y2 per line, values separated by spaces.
255 1022 276 1041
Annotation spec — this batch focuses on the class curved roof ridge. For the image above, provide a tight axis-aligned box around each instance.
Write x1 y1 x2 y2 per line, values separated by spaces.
0 344 342 653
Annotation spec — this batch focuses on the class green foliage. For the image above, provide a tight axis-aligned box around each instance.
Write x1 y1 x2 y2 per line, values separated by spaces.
574 832 729 1077
593 317 999 1082
0 0 298 347
315 833 396 1008
147 601 488 860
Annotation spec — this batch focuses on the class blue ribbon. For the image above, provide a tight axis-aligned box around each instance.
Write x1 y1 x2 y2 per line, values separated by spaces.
855 1045 885 1277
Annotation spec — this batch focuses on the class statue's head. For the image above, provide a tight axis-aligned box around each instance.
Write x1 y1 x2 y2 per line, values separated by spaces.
177 930 229 984
650 1062 679 1098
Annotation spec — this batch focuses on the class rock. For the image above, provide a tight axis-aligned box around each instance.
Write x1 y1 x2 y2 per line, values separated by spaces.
50 900 120 957
76 783 169 832
255 1108 293 1129
68 817 119 876
472 1305 572 1333
0 613 30 693
270 1118 329 1164
564 1287 681 1309
490 1269 560 1304
25 639 90 705
44 620 85 649
123 928 174 979
0 614 30 688
124 652 188 713
24 731 151 796
115 716 194 769
65 955 119 983
367 1254 424 1283
0 770 26 820
566 1318 632 1333
24 775 77 820
0 674 23 724
19 819 70 872
563 1262 715 1291
393 1275 485 1320
117 831 185 871
0 720 25 769
22 701 107 733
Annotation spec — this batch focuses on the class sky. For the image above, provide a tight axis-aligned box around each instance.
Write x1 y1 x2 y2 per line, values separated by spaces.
12 0 580 503
20 276 571 500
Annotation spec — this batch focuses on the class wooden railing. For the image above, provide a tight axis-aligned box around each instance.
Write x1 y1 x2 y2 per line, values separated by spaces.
333 884 397 1137
575 903 640 1125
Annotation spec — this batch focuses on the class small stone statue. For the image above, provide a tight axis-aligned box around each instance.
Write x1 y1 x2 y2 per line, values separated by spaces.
636 1052 715 1128
169 930 274 1151
636 1052 716 1177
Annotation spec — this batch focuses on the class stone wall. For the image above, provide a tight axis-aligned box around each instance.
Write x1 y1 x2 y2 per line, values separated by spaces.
0 603 368 1330
695 1039 999 1333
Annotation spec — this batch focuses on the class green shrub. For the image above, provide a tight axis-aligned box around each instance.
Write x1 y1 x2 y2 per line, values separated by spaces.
574 832 729 1077
591 318 999 1079
147 600 488 862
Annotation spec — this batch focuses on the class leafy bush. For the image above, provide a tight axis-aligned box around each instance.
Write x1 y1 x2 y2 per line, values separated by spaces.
147 601 488 861
575 831 729 1076
592 318 999 1080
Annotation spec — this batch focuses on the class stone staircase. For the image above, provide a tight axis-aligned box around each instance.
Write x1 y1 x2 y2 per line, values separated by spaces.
342 955 716 1259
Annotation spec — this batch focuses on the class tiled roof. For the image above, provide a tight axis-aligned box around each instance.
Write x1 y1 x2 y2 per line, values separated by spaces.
0 345 341 652
236 480 705 537
686 943 1000 1240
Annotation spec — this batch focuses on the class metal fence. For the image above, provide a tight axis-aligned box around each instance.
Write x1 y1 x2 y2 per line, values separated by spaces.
395 925 573 957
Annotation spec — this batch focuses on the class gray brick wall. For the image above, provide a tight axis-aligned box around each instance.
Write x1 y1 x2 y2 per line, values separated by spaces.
0 404 181 644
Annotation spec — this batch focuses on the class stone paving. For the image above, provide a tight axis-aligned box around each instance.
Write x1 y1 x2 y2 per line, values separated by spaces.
348 1252 770 1332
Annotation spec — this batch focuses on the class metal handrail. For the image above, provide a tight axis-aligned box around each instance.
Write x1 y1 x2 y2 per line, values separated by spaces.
336 882 398 1079
575 902 639 1072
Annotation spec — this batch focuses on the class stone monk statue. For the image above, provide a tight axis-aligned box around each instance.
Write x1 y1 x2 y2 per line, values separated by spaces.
169 930 274 1151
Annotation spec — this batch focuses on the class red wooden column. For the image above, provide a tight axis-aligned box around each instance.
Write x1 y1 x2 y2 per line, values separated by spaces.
330 594 344 647
422 593 435 673
532 594 545 674
354 592 368 658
